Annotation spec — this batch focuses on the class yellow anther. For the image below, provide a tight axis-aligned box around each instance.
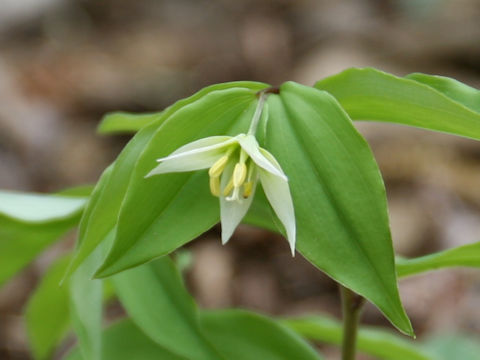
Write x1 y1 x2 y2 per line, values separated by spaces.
233 163 247 187
208 155 229 178
223 177 234 196
209 176 220 197
243 181 253 198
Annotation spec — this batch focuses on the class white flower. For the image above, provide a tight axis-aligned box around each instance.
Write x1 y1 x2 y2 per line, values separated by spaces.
146 133 296 255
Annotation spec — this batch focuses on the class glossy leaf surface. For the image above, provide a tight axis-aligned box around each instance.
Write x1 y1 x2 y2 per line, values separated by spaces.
265 82 412 335
315 68 480 140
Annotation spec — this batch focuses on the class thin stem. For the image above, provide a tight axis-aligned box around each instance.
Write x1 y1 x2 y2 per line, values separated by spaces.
247 92 268 135
340 286 365 360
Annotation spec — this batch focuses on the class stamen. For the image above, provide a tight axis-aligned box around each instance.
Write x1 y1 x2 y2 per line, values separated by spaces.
233 163 247 187
208 155 229 177
209 176 220 197
227 186 241 202
223 177 234 196
243 181 253 198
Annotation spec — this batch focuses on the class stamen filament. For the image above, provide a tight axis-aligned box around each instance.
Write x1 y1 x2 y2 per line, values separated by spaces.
227 186 241 201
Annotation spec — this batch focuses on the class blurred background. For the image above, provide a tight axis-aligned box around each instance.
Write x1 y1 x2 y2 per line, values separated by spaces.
1 0 480 359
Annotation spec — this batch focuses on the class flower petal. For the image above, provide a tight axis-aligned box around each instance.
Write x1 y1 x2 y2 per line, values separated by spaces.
237 135 287 180
220 163 257 244
146 136 235 176
259 169 296 255
165 136 235 159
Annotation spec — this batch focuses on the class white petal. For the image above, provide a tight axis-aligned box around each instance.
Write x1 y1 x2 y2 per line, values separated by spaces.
259 169 296 255
159 136 236 161
146 136 235 177
147 152 220 176
237 135 287 180
220 163 257 244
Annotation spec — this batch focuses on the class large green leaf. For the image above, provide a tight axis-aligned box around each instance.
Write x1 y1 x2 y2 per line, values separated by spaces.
283 316 432 360
0 191 87 287
315 68 480 140
396 242 480 278
67 82 267 279
265 82 412 335
112 257 223 360
95 84 267 277
65 320 185 360
25 256 71 360
97 112 162 134
201 310 323 360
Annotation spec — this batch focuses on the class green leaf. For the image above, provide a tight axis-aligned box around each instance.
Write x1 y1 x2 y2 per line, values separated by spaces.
112 257 223 360
422 333 480 360
69 240 108 360
72 165 114 256
406 73 480 113
315 67 480 140
25 255 71 360
283 316 432 360
201 310 323 360
95 84 267 277
265 82 412 335
0 191 86 287
65 320 185 360
0 190 86 223
396 241 480 278
97 81 268 136
68 82 267 280
56 185 94 197
97 112 162 134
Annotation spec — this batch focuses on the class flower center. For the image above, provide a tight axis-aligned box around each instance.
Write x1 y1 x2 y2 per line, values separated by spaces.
208 148 254 201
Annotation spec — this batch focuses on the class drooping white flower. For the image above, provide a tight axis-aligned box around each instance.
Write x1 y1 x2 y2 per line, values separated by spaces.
146 133 296 255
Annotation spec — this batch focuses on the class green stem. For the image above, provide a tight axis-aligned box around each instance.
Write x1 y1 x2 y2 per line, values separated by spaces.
340 286 365 360
247 92 268 135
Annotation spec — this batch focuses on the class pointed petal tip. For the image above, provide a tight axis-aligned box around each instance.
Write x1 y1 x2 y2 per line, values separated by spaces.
221 234 231 246
288 238 296 257
220 221 233 246
145 167 161 178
